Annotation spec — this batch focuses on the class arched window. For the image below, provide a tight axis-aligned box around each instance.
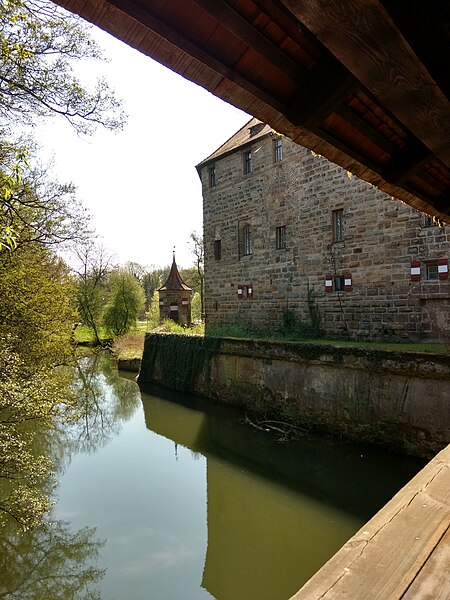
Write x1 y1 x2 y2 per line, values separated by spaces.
243 225 253 256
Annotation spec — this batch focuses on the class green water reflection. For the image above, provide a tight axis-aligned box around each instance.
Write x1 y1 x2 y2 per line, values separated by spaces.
0 354 425 599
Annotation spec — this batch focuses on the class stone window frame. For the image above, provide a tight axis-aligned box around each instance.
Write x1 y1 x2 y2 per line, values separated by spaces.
425 260 439 281
243 224 253 256
422 214 435 228
332 208 344 242
276 225 286 249
208 164 216 188
334 275 345 292
243 149 253 175
274 137 283 162
213 239 222 260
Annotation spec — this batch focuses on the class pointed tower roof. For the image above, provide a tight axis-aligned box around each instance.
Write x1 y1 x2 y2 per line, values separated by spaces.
158 251 192 292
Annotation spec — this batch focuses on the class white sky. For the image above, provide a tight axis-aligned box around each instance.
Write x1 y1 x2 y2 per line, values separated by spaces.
36 25 250 270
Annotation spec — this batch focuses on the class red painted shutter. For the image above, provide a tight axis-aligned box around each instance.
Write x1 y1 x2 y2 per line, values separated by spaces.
344 273 352 291
237 285 243 298
437 258 449 280
410 261 421 282
325 274 333 293
247 284 253 299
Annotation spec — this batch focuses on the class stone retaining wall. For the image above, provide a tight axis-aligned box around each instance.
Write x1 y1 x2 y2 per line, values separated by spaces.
137 334 450 457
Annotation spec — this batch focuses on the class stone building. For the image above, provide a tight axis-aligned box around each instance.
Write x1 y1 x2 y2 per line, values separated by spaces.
158 252 192 326
196 118 450 341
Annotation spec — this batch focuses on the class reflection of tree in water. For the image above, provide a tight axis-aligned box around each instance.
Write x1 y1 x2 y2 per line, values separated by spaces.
67 351 141 455
0 520 105 599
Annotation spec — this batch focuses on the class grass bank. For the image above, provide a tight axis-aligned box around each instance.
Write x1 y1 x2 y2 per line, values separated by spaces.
75 320 449 363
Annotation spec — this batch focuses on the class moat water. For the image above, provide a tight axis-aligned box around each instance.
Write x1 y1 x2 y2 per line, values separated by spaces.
2 353 425 599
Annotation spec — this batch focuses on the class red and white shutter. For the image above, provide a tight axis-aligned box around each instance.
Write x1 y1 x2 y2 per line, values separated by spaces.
410 261 421 282
237 285 244 299
438 258 449 280
344 273 352 291
325 274 333 293
247 284 253 299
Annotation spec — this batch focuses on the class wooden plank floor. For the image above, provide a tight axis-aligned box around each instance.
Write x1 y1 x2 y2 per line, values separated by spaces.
290 444 450 600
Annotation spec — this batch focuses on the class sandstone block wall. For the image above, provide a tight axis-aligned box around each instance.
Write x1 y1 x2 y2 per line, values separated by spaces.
200 133 450 341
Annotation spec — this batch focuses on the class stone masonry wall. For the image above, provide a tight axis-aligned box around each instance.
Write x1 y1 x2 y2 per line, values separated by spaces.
201 132 450 341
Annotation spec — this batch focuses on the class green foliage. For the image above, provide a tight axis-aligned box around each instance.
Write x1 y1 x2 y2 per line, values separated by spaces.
145 290 161 329
73 242 112 345
206 323 255 338
281 288 323 340
0 0 125 134
307 283 323 337
158 319 204 336
103 269 145 338
140 333 219 392
0 520 105 599
142 267 169 312
0 0 126 535
112 333 145 361
190 291 202 322
189 230 204 316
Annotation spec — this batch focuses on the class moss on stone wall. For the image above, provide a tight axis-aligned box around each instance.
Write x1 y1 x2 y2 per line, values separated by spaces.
138 333 221 392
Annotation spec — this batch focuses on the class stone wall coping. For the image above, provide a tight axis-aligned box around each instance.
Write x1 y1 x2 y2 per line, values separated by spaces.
210 336 450 380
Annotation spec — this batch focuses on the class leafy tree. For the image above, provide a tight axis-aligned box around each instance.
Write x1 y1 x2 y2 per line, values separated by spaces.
103 269 145 337
0 245 78 528
145 290 161 329
124 261 146 281
191 291 202 322
189 231 204 318
0 0 125 134
142 266 169 312
0 0 125 533
73 242 113 345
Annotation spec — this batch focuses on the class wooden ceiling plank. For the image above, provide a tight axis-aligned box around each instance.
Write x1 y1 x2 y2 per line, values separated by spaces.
281 0 450 169
433 189 450 214
336 104 397 155
108 0 287 112
287 56 356 129
191 0 306 82
382 143 434 186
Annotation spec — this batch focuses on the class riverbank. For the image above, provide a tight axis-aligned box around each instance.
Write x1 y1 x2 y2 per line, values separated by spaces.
138 334 450 457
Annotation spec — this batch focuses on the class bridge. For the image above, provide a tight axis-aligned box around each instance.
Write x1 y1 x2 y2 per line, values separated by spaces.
54 1 450 597
56 0 450 221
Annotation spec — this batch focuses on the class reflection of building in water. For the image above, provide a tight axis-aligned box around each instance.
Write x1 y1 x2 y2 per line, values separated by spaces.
141 392 422 600
202 456 356 600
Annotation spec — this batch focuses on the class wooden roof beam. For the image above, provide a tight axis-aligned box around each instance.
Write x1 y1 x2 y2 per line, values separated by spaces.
286 58 356 130
108 0 287 113
382 142 434 186
191 0 307 82
281 0 450 169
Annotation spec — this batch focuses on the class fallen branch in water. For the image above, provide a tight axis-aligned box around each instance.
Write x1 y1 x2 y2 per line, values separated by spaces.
242 415 308 441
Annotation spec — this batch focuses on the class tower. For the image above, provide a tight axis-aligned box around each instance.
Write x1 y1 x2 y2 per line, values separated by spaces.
158 251 192 326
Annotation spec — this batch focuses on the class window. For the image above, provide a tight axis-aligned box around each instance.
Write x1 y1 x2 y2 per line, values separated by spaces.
208 165 216 188
423 215 434 227
237 284 253 299
334 275 345 291
244 149 253 174
276 225 286 249
332 209 344 242
243 225 253 255
426 261 438 280
214 239 221 260
274 138 283 162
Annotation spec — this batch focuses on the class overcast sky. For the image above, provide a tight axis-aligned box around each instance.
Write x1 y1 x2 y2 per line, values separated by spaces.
36 24 250 270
